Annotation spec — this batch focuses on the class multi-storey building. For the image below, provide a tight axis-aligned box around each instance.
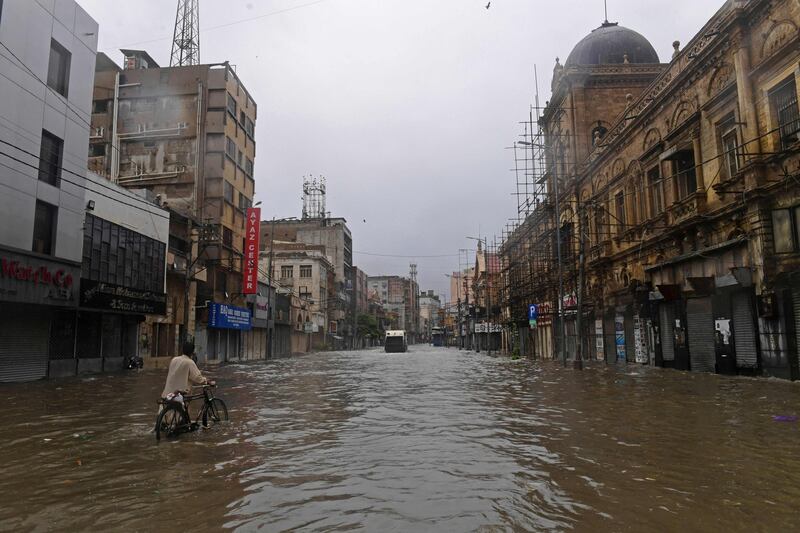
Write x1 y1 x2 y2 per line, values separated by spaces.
261 217 353 343
504 0 800 379
90 49 257 362
418 290 441 342
0 0 97 380
0 1 171 381
367 274 420 342
260 241 333 350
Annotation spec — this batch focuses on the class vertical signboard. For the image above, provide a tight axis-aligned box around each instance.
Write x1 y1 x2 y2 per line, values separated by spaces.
633 315 648 364
595 319 604 361
615 314 626 361
243 207 261 294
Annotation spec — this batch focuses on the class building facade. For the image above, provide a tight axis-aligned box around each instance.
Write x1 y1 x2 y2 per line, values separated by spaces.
260 241 333 351
261 217 354 345
418 290 441 342
367 274 420 343
90 49 257 363
0 0 92 381
503 0 800 379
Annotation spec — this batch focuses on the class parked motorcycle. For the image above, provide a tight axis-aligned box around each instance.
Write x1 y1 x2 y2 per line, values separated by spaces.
125 355 144 370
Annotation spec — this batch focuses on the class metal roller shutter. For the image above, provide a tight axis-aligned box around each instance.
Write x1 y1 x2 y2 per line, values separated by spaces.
687 297 715 373
604 315 616 363
660 305 675 362
0 311 50 382
732 292 757 368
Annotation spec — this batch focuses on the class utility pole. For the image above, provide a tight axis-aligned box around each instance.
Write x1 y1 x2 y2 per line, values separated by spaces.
574 206 587 370
486 237 492 357
265 217 277 359
553 156 566 367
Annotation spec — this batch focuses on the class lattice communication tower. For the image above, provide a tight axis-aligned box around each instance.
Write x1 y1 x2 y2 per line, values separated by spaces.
171 0 200 67
302 175 327 220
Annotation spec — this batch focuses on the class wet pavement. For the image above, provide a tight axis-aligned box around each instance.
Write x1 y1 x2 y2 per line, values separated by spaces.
2 347 800 531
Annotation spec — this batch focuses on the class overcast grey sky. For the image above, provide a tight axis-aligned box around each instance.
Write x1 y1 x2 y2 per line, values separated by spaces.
79 0 722 300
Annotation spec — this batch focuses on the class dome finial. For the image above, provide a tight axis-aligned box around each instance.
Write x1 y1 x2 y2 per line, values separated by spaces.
604 0 609 23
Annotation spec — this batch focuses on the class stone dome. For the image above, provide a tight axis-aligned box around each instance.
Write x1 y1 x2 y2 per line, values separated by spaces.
565 22 659 66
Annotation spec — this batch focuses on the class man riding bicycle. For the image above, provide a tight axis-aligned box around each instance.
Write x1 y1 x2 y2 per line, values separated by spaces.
161 341 215 426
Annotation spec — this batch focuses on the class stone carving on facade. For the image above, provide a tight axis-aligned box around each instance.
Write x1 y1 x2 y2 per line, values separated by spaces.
642 128 662 152
760 20 798 60
612 158 626 177
669 99 696 132
707 63 735 97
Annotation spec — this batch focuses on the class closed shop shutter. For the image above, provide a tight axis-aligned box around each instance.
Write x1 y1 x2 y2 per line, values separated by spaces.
624 310 635 363
0 309 50 382
660 305 675 362
793 286 800 376
604 315 616 363
732 292 757 368
687 297 715 373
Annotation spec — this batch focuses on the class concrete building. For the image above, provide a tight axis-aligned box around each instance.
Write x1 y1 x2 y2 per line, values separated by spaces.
472 245 501 351
367 274 420 343
418 290 441 342
354 266 368 315
0 0 96 381
260 241 333 351
90 49 257 363
70 173 168 376
261 217 353 344
503 0 800 379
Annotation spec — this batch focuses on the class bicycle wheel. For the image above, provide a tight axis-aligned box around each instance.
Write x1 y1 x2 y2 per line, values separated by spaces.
202 398 229 426
155 404 187 441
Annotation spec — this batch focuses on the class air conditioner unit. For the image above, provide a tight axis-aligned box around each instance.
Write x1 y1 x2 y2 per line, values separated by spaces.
178 122 188 129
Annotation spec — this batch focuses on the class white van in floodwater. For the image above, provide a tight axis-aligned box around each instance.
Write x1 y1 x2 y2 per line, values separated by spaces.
384 330 408 353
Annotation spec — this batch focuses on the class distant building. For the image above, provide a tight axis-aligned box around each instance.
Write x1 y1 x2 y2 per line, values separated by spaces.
368 275 420 342
261 217 354 344
260 241 333 351
418 291 442 342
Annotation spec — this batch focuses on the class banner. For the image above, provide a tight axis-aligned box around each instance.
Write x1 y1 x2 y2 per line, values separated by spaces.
243 207 261 294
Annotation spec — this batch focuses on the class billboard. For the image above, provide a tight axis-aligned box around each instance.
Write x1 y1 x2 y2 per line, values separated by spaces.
209 303 252 330
243 207 261 294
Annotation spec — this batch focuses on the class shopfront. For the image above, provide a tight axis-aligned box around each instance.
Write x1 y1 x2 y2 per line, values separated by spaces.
242 287 270 361
205 303 251 362
76 279 166 374
0 248 80 382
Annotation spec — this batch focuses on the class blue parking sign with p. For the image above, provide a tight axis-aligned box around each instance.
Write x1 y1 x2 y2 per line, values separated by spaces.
528 304 538 320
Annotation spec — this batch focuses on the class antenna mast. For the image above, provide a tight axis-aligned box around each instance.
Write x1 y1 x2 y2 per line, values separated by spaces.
302 175 327 220
171 0 200 67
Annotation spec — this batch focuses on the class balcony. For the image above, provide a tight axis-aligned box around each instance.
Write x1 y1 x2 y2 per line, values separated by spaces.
589 240 612 264
667 191 707 226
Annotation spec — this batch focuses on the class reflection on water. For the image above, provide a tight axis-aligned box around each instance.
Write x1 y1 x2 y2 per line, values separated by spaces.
2 348 800 531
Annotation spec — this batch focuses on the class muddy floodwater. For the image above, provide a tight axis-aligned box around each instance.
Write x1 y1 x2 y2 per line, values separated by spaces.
2 347 800 531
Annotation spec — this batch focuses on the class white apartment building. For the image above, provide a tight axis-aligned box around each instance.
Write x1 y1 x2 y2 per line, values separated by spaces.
0 1 169 381
0 0 98 381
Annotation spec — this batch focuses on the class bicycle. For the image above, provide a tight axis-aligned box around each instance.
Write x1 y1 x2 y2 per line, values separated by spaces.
155 384 229 441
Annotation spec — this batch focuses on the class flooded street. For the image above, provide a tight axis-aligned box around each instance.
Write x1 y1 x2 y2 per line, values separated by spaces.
3 347 800 531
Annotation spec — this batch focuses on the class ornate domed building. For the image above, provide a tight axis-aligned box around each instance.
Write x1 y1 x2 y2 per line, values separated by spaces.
545 21 667 166
565 22 660 67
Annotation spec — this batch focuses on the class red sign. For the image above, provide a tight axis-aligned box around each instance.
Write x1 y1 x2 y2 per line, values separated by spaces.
1 258 74 288
243 207 261 294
